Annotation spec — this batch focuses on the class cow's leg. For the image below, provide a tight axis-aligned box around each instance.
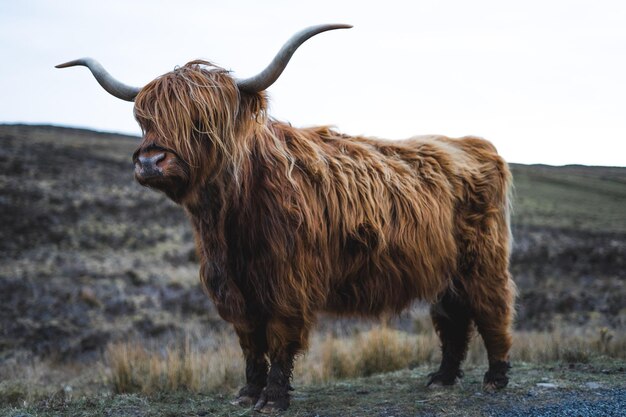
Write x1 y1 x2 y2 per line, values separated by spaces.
427 288 473 386
232 323 268 407
470 273 515 390
254 316 310 413
458 201 515 391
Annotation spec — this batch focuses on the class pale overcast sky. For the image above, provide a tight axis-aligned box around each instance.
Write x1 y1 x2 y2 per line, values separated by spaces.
1 0 625 166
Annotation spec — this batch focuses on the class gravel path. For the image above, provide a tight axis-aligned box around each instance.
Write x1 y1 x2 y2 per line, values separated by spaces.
490 388 626 417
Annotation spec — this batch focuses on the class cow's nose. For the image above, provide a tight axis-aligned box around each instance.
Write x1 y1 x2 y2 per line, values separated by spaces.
136 152 165 177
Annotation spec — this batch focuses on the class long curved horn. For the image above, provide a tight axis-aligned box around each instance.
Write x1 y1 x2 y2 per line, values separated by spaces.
55 58 141 102
236 23 352 93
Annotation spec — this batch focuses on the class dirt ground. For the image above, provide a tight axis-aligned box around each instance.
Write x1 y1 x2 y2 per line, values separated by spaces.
2 359 625 416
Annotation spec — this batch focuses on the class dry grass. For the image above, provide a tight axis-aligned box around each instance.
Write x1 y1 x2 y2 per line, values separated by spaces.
107 331 243 394
511 326 626 364
105 322 626 395
0 351 106 406
2 322 624 405
296 327 438 383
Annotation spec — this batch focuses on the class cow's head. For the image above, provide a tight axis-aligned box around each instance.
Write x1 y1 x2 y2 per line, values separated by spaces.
56 24 351 203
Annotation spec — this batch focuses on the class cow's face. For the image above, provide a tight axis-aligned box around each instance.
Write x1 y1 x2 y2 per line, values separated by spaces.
130 62 242 204
132 131 192 203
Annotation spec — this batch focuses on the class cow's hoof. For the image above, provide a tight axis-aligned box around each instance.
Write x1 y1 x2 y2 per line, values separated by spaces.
483 361 510 391
254 400 285 414
426 368 463 387
232 384 264 407
253 390 289 414
231 395 258 407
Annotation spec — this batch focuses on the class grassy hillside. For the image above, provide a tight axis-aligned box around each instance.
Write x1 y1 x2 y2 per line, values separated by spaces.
1 124 624 416
510 163 626 233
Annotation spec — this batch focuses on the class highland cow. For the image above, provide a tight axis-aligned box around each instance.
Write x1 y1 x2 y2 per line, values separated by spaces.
57 24 516 413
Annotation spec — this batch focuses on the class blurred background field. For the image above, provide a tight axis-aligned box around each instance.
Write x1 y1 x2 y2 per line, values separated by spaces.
0 124 624 413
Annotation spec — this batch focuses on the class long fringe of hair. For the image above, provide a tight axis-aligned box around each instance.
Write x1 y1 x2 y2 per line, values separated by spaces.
134 60 270 187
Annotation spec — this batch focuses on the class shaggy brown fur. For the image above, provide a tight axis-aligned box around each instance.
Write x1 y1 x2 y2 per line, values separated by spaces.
132 60 516 412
